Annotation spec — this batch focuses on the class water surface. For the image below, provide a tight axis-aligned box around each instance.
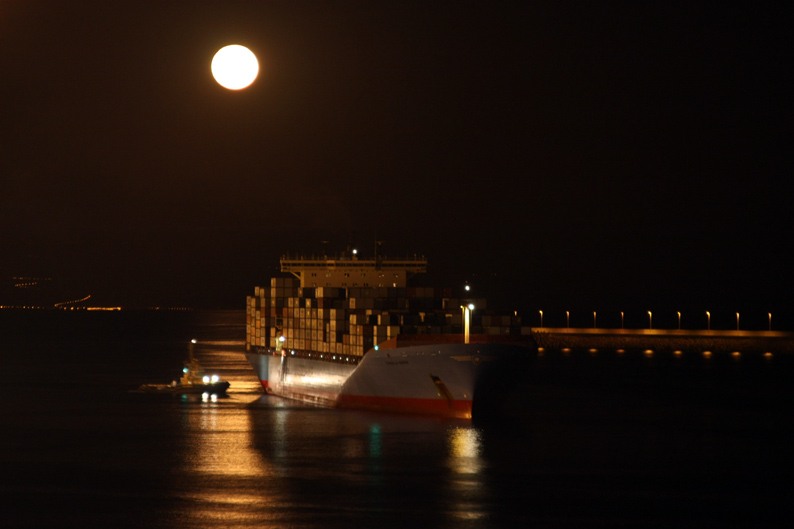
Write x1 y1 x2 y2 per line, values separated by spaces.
1 310 792 527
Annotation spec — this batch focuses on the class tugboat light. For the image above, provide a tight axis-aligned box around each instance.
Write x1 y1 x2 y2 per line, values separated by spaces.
202 375 210 384
183 367 189 373
211 374 219 383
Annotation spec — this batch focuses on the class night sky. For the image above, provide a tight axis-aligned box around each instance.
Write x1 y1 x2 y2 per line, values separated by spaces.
2 2 792 328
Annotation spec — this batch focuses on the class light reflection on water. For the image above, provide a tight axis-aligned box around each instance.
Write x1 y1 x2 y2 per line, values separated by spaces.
158 333 794 528
444 427 487 522
447 426 483 474
170 338 496 527
173 341 281 527
178 403 281 526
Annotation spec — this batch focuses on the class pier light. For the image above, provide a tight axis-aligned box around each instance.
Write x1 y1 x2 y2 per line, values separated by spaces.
593 311 597 328
706 311 711 330
648 311 652 330
620 312 624 329
539 310 543 328
769 313 772 331
677 311 681 330
566 311 570 328
464 284 471 292
736 312 740 330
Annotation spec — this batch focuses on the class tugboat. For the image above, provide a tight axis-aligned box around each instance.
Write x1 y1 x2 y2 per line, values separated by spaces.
137 339 230 394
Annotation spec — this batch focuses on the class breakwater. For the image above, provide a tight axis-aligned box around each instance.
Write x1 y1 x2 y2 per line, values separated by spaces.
531 328 794 354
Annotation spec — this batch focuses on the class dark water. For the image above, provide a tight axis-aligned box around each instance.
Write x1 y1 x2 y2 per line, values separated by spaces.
2 310 793 528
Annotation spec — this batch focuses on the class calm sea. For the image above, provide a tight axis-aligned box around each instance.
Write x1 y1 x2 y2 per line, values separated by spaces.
1 310 792 528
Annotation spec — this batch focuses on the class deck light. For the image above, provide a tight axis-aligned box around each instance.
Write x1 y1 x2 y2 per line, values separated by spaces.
461 304 474 344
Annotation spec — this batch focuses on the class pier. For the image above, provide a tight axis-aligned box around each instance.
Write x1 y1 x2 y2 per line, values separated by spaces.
531 328 794 354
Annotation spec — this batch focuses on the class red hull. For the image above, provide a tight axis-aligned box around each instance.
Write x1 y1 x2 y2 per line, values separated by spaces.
337 393 472 419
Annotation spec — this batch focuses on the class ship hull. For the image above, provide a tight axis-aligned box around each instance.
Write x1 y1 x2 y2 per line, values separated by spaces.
246 342 530 419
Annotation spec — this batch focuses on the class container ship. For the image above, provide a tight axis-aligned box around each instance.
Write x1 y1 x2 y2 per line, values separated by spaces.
245 250 535 419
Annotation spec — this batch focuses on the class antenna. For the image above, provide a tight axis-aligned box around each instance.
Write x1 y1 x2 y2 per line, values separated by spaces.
375 239 384 269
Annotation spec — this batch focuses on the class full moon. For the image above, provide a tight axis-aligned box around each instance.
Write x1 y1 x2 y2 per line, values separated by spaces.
211 45 259 90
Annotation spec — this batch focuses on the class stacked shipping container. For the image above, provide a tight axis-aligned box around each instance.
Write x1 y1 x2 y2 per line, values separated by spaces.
246 277 531 358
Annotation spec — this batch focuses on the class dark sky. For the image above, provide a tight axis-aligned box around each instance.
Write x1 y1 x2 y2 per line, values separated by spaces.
1 2 792 327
